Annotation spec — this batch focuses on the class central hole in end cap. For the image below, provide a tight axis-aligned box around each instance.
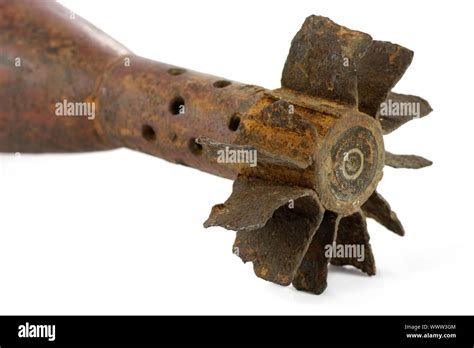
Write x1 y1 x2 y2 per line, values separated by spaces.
342 148 364 180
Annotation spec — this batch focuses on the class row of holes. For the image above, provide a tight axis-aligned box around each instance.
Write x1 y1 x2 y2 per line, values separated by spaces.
142 125 203 156
141 68 240 157
142 115 240 154
143 114 240 136
166 67 232 89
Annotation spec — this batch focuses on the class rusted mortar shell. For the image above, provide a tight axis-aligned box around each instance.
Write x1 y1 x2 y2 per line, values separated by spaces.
1 0 434 294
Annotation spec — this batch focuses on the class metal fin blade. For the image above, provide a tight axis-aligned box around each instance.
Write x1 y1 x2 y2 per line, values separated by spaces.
357 41 414 117
362 191 404 236
196 137 257 171
233 190 324 286
330 212 376 275
292 211 340 294
197 131 313 170
357 40 413 117
204 176 322 232
379 92 433 134
281 15 372 106
385 151 433 169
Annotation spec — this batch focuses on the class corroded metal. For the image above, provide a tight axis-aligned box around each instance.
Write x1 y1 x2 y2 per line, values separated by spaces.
330 212 376 276
0 0 126 152
379 92 432 134
385 151 433 169
362 191 405 236
0 0 433 294
293 211 340 294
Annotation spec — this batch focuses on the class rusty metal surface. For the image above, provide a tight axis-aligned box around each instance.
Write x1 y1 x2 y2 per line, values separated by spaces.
99 55 265 179
356 41 414 117
385 151 433 169
293 211 340 294
330 212 376 276
233 189 324 286
0 0 125 152
379 92 433 134
281 15 372 107
204 176 321 232
362 191 405 236
0 1 434 294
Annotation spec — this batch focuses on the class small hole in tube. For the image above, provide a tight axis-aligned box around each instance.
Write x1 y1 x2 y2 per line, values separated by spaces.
169 96 185 115
228 114 241 131
142 124 156 142
168 68 186 76
213 80 231 88
188 138 203 155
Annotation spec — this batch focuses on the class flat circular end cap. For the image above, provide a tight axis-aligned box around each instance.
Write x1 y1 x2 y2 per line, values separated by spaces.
316 111 384 215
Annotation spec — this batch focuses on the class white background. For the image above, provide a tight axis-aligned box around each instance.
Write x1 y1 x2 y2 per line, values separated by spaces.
0 0 473 315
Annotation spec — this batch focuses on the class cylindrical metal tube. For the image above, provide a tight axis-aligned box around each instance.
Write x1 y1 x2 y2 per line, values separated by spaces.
99 56 265 179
